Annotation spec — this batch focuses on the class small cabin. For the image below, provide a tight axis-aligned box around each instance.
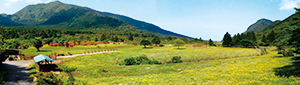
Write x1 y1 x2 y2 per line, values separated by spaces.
5 49 21 61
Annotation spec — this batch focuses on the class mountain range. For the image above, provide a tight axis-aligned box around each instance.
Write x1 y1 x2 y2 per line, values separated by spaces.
0 1 192 38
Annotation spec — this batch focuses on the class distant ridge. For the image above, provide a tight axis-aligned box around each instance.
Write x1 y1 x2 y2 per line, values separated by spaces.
0 1 192 38
245 18 272 33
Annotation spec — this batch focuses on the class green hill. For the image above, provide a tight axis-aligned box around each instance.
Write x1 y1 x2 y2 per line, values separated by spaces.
256 20 281 33
0 1 192 38
245 18 272 33
257 9 300 46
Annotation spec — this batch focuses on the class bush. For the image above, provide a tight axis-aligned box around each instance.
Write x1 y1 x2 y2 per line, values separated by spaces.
8 56 14 61
122 55 160 65
282 49 294 57
135 55 150 64
124 57 136 65
34 73 63 85
171 56 182 63
150 60 160 64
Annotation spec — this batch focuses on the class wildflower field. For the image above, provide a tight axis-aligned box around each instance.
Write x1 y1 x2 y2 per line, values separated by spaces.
27 45 300 84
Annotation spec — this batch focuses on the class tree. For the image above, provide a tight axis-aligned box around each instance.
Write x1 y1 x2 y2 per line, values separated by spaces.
95 37 99 41
261 35 267 43
267 30 275 45
140 40 151 48
32 39 43 51
199 37 203 42
0 35 7 65
232 34 241 46
151 36 161 46
114 36 119 42
288 26 300 54
172 39 185 49
128 33 134 41
100 34 106 41
240 39 253 48
209 39 216 46
222 32 232 47
246 31 257 42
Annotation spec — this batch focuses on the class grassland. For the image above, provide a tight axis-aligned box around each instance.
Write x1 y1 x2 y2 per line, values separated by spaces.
19 43 131 56
26 45 300 84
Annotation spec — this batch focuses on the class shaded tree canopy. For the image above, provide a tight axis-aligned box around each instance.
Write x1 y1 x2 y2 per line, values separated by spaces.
151 35 161 45
222 32 232 47
209 39 216 46
140 40 151 48
32 39 43 51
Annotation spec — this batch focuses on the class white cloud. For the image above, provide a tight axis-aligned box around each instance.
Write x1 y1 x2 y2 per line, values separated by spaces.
280 0 300 10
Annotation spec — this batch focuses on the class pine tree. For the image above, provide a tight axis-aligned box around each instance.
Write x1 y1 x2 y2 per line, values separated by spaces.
261 35 267 43
267 30 275 44
222 32 232 47
288 26 300 54
199 37 203 42
209 39 216 46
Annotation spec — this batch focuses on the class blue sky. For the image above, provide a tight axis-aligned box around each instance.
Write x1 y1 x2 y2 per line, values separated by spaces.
0 0 298 41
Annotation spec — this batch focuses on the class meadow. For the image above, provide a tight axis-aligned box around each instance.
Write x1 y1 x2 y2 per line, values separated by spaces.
56 46 300 84
19 43 131 56
26 44 300 84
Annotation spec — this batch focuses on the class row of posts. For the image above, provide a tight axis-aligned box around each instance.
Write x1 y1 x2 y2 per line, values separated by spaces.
84 49 118 54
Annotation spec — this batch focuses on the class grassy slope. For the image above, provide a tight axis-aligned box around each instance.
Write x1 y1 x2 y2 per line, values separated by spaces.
57 46 262 84
26 45 300 84
81 48 299 84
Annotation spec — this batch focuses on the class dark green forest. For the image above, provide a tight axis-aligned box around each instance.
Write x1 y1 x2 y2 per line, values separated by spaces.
222 8 300 56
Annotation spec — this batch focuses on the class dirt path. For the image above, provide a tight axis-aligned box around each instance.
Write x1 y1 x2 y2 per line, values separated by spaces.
57 51 119 58
2 60 35 85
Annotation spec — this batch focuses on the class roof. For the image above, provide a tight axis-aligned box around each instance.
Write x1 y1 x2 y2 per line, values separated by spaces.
5 49 20 55
34 54 56 63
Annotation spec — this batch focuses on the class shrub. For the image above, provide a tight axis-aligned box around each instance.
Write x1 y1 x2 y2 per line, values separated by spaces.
135 55 150 64
8 56 14 61
34 72 63 85
171 56 182 63
282 49 294 57
122 55 160 65
150 60 160 64
124 57 136 65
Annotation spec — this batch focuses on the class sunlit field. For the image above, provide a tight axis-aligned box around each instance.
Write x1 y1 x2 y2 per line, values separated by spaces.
26 45 296 84
57 47 300 84
19 43 131 56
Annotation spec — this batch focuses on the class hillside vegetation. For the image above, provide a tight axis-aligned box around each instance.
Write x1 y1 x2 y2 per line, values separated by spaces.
245 18 272 33
0 1 192 38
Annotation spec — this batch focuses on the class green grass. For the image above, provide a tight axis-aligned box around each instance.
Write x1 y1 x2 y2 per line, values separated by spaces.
27 45 300 84
57 46 262 84
72 47 300 84
19 43 131 56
